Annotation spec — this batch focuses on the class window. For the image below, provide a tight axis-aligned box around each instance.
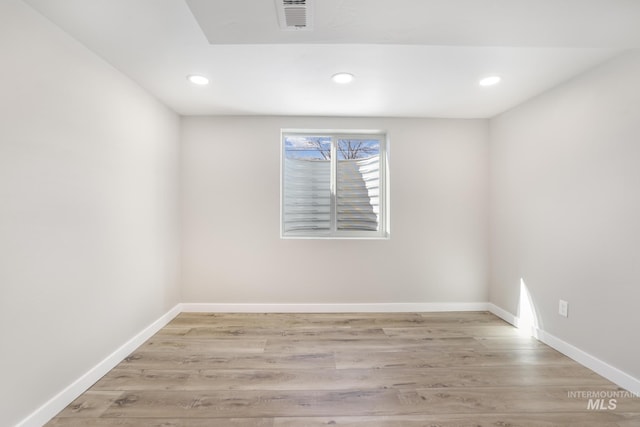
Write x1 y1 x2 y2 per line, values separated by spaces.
281 130 388 239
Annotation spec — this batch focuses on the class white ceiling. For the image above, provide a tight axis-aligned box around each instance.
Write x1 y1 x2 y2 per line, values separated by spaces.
23 0 640 118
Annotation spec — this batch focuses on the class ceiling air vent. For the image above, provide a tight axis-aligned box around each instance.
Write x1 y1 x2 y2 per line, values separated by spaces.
275 0 313 30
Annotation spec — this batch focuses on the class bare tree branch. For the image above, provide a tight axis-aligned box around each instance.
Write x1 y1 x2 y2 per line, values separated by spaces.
338 140 376 159
288 137 377 160
308 140 330 160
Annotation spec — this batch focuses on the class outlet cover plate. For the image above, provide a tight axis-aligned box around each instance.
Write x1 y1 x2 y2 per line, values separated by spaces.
559 299 569 317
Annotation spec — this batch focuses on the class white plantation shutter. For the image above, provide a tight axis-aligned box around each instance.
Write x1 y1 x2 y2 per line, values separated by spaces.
337 155 380 231
282 132 387 238
283 158 331 233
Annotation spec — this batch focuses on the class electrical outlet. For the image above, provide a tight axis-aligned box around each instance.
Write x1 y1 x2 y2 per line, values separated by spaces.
559 299 569 317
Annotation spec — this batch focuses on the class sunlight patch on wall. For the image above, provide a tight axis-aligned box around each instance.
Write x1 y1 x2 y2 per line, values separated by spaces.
517 278 540 337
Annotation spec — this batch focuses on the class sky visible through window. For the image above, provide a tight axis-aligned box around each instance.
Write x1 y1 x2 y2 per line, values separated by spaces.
285 135 380 160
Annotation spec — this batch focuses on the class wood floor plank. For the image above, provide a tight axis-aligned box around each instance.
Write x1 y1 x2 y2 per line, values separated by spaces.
47 418 274 426
54 391 124 418
264 336 484 353
272 413 640 427
98 389 405 418
334 347 572 369
399 385 640 413
474 335 548 349
92 364 610 391
157 327 387 339
121 351 336 370
418 311 508 323
138 337 267 353
382 324 522 338
169 312 500 328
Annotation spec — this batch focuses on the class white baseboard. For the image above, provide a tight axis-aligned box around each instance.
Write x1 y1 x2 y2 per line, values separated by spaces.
180 302 490 313
536 328 640 395
17 304 182 427
488 303 640 395
486 303 518 326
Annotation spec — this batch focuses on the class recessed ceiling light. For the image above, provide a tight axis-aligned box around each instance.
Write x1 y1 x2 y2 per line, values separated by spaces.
187 74 209 85
331 72 354 84
479 75 501 87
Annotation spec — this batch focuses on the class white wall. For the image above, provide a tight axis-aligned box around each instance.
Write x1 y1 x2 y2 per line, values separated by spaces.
490 49 640 380
0 2 181 425
181 116 489 304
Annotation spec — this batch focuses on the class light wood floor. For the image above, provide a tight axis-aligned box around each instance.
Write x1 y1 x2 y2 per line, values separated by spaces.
46 312 640 426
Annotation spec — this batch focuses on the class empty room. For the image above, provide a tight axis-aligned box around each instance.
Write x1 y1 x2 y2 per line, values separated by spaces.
2 0 640 426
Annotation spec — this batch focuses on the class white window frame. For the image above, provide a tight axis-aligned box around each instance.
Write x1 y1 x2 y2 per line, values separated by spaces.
280 129 389 239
